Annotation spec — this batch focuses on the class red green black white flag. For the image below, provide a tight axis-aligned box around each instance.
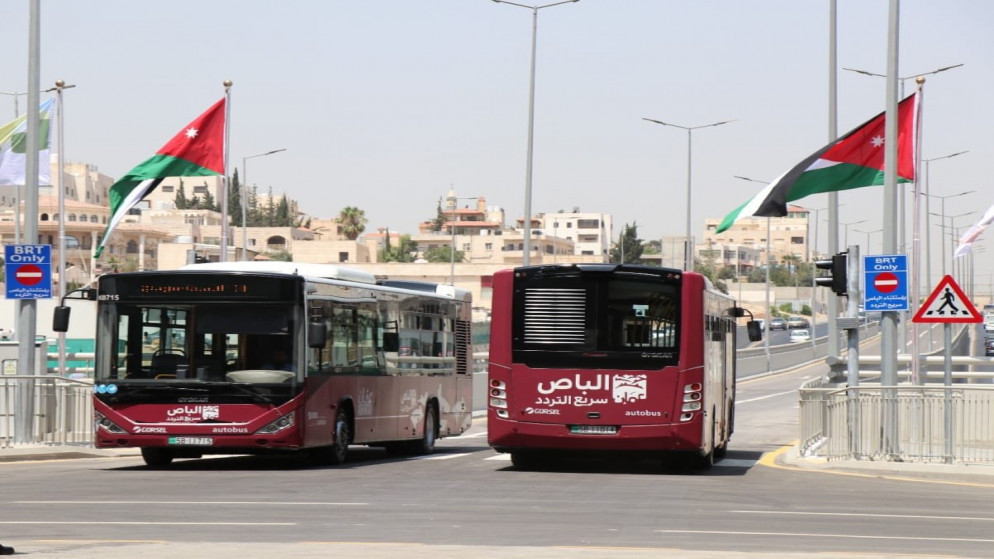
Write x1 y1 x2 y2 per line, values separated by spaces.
715 92 920 233
95 99 226 258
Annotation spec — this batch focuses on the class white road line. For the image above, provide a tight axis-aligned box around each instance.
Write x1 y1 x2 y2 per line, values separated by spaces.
486 454 511 461
731 510 994 522
411 452 472 460
16 501 366 506
736 390 796 404
0 521 295 526
653 529 994 544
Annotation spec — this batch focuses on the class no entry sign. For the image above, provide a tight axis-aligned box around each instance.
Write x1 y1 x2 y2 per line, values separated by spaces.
863 254 908 312
4 245 52 299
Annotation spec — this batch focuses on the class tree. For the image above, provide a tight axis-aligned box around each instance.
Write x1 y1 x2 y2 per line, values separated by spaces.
200 187 217 212
380 234 420 262
174 180 188 210
609 222 644 264
425 245 461 264
338 206 368 240
228 168 242 226
430 198 446 232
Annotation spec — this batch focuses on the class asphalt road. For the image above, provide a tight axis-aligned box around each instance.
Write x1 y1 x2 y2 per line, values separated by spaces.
2 359 993 558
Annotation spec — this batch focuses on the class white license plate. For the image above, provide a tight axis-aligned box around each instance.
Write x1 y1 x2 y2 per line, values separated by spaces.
569 425 617 435
168 436 213 446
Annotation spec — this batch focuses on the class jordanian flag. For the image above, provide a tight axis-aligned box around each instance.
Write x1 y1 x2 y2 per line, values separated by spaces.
95 98 225 258
715 92 920 233
0 98 55 186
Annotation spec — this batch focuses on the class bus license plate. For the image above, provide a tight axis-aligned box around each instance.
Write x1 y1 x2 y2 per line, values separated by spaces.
169 437 213 446
570 425 617 435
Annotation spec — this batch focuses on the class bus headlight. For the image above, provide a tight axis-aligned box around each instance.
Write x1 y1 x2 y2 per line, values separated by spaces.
95 412 128 434
255 413 295 434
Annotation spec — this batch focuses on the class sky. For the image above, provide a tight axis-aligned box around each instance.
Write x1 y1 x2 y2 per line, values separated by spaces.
2 1 993 289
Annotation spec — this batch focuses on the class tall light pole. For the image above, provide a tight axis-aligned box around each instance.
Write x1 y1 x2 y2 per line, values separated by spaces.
0 90 25 117
921 152 968 296
923 190 974 277
645 117 734 271
241 148 286 261
838 219 866 248
854 228 883 254
734 175 772 372
842 63 964 257
493 0 579 266
930 210 976 277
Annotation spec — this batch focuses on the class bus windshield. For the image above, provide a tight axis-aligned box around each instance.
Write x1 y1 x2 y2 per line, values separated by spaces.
97 301 297 383
512 268 680 370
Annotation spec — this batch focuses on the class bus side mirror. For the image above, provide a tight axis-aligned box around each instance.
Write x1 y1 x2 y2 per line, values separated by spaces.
746 320 763 342
53 306 71 333
307 321 327 348
382 332 399 353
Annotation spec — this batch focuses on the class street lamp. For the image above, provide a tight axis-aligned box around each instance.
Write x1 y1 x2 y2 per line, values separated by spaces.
241 148 287 261
838 219 866 248
921 151 968 297
492 0 579 266
853 228 883 254
842 63 964 257
929 210 976 277
645 117 735 271
0 90 26 117
734 175 771 372
923 190 974 277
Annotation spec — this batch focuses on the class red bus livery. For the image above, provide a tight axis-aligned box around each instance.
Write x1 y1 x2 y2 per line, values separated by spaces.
68 262 473 467
487 264 759 469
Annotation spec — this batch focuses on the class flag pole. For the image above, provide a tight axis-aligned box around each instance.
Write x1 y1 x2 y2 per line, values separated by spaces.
910 79 924 385
220 80 232 262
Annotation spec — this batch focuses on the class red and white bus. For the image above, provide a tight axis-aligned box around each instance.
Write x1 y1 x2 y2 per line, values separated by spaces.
487 264 760 469
66 262 473 467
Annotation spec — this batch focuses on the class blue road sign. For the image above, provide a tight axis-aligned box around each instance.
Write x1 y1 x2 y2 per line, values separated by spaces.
4 244 53 299
863 254 908 312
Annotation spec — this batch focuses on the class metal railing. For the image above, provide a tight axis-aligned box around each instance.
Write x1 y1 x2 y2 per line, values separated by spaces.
800 379 994 464
1 375 94 448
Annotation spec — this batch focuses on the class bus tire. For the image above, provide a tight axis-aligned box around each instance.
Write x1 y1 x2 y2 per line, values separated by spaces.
510 452 539 469
141 447 174 468
691 420 716 471
409 403 438 455
311 406 352 466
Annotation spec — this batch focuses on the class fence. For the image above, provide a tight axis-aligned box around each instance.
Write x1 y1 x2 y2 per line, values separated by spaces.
0 375 93 448
799 379 994 464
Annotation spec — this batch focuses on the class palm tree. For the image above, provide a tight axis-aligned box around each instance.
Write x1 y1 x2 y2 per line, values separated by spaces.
337 206 368 240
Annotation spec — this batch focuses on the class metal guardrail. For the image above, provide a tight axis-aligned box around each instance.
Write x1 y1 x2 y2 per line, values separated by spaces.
1 375 94 448
800 379 994 464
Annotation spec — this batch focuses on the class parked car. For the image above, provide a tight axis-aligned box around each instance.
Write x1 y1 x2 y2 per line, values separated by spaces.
789 329 811 343
769 318 788 330
787 316 810 329
986 338 994 357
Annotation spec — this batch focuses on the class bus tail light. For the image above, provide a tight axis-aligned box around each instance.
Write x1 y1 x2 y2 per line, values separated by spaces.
490 379 508 417
255 413 295 435
680 383 703 421
95 412 127 434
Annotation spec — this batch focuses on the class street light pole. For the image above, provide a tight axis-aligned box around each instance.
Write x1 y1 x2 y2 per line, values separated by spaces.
922 190 974 277
734 175 772 372
854 228 882 254
838 219 866 249
493 0 579 266
241 148 287 261
0 90 25 117
921 152 968 294
930 210 976 277
644 117 734 271
447 195 479 285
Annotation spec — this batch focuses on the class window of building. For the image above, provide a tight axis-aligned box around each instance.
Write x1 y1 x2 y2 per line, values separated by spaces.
485 243 492 251
193 185 208 194
40 213 49 221
162 185 174 193
68 214 77 222
577 219 599 229
90 215 99 223
791 236 804 245
126 240 139 254
338 252 349 263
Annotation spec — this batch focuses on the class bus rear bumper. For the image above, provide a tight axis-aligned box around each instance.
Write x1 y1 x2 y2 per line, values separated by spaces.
489 418 701 453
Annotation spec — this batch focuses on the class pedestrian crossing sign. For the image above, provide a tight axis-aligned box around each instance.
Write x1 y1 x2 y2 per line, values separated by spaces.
912 275 982 323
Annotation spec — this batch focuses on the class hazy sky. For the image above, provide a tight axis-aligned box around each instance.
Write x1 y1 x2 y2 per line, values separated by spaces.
2 1 992 284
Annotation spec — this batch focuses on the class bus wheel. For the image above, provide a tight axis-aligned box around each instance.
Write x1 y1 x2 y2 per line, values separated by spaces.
311 407 351 466
691 422 716 471
141 448 174 468
510 452 539 470
409 404 438 455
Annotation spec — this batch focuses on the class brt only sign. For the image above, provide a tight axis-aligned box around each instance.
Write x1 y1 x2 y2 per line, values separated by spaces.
4 244 52 299
863 254 908 312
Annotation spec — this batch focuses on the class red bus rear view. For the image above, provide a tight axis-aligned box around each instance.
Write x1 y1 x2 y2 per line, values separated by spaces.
487 264 757 470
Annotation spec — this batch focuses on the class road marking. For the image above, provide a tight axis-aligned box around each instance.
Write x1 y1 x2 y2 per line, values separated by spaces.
731 510 994 522
714 459 755 468
0 521 295 526
410 452 472 460
16 500 366 506
486 454 510 461
653 529 994 544
736 390 796 404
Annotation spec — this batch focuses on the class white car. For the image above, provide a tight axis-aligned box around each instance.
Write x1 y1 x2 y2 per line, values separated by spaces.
789 329 811 343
